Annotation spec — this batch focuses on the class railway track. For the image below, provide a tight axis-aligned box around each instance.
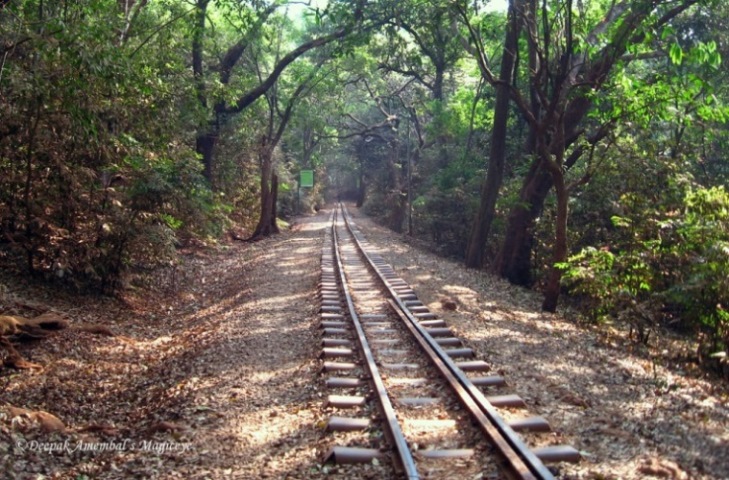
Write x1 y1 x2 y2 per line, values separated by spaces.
317 204 580 479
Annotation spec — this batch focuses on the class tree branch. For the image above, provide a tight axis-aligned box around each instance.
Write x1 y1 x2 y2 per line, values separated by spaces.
129 7 195 58
218 2 279 85
453 2 496 84
224 24 358 115
377 62 433 90
119 0 149 45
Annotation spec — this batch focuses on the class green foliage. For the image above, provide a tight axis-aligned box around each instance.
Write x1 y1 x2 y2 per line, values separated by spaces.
664 188 729 339
416 187 478 258
558 247 618 322
438 87 493 139
0 0 224 291
562 186 729 355
669 42 685 65
0 0 726 383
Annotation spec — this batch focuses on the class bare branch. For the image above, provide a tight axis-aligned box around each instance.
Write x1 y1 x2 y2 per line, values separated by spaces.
225 27 350 114
453 2 496 84
378 62 433 90
120 0 149 45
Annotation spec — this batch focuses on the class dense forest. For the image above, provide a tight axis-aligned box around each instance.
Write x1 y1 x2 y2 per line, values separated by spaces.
1 0 727 375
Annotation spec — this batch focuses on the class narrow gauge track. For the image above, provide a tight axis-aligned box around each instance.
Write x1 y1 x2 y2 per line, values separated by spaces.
317 204 580 479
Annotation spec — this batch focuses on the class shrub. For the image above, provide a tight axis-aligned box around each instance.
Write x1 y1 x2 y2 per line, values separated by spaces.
561 187 729 363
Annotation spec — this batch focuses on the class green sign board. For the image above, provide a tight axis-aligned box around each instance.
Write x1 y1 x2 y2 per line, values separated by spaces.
300 170 314 188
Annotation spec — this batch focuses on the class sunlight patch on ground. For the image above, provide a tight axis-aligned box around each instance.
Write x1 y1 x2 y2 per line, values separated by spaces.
304 217 332 231
251 291 310 308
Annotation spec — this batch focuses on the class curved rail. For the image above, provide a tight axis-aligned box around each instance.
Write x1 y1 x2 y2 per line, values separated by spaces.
337 203 567 480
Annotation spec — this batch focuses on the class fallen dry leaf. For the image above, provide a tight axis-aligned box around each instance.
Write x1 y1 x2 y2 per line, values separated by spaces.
147 421 185 434
35 411 67 433
5 406 66 433
76 423 120 436
560 391 592 408
639 456 687 479
0 207 726 480
440 298 458 311
29 312 69 330
74 324 114 336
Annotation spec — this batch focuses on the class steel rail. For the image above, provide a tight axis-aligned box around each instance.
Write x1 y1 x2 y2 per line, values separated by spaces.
339 203 555 480
330 208 420 480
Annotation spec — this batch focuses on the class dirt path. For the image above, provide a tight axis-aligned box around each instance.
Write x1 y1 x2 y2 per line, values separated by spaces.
164 212 330 479
1 212 332 479
1 206 728 479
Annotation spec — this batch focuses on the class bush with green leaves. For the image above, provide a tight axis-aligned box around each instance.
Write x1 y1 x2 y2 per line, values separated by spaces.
561 186 729 362
663 187 729 354
0 0 224 291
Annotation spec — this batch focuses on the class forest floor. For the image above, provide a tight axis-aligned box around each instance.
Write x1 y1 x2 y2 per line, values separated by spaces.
1 205 727 480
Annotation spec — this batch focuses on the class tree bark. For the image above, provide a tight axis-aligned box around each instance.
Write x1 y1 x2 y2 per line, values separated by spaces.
270 173 279 232
388 194 407 233
540 116 569 312
250 147 276 239
356 166 366 207
191 0 208 108
433 64 444 102
495 161 552 285
493 0 698 291
195 128 217 185
496 123 612 286
464 0 521 269
541 165 568 312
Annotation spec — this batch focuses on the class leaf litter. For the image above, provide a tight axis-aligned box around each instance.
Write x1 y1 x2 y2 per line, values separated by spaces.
0 207 727 479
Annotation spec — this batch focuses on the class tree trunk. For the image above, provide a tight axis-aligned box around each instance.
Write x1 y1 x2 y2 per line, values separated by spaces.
495 124 604 286
537 114 568 312
495 161 552 285
541 166 568 312
356 171 366 207
251 147 276 239
388 192 407 233
269 173 279 232
433 63 444 102
195 128 217 184
433 65 449 171
464 0 520 269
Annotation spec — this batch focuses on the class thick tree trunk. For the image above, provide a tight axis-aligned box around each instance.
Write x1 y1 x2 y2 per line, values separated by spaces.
533 115 568 311
463 128 506 268
495 124 606 286
494 0 688 289
433 65 444 103
388 191 407 233
251 148 277 239
433 66 449 171
464 0 521 269
495 161 552 285
488 0 697 307
541 167 568 312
